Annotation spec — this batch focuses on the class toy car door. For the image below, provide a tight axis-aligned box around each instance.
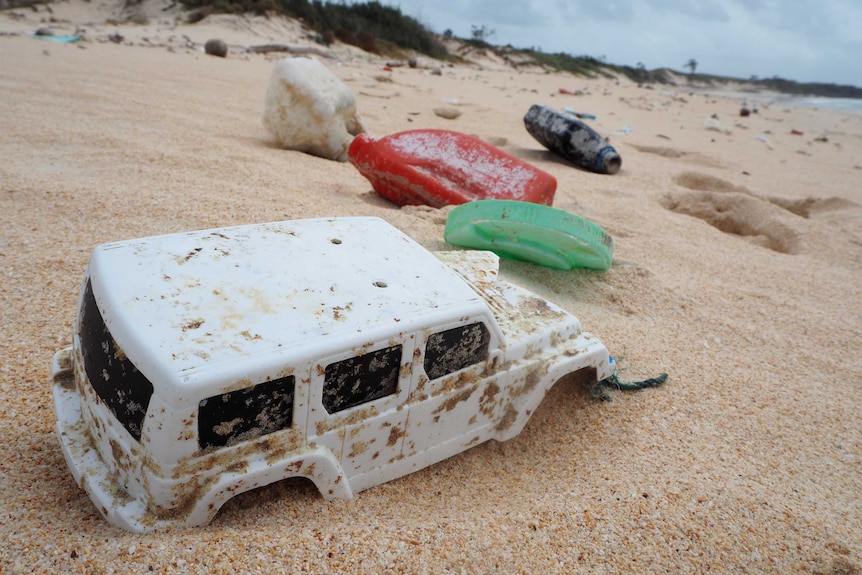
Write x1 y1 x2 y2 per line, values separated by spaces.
402 319 502 457
306 334 415 478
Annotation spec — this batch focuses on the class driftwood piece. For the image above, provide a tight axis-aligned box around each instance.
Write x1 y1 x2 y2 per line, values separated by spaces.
245 43 335 59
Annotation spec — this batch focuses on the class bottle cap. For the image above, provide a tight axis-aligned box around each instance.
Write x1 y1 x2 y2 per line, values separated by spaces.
444 200 614 270
596 147 622 175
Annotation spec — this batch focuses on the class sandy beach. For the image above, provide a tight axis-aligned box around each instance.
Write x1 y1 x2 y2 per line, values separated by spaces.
1 2 861 573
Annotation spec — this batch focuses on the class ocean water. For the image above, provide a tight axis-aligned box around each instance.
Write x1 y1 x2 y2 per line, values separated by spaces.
771 96 862 115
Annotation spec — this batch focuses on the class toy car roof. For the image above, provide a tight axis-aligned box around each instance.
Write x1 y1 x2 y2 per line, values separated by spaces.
87 217 492 399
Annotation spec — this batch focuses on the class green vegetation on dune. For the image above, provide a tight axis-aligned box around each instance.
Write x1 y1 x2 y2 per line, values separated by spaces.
179 0 281 21
7 0 859 96
180 0 447 58
519 51 616 79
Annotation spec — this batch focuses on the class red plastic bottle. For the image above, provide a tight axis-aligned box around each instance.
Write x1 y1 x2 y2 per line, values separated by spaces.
348 130 557 208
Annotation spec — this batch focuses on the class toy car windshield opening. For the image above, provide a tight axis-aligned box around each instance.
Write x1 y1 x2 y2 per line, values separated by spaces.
79 279 153 442
198 377 296 449
424 322 490 380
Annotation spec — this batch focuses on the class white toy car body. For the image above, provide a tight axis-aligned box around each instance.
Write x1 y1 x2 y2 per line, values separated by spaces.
52 217 613 532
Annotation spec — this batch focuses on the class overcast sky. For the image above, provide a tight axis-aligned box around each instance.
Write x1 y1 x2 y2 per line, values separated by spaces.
378 0 862 88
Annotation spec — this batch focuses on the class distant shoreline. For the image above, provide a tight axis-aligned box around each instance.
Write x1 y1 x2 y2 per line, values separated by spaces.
771 95 862 114
686 85 862 115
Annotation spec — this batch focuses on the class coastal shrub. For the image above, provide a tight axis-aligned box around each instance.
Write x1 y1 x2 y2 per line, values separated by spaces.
0 0 51 7
179 0 448 58
287 1 447 58
182 0 281 21
525 51 616 80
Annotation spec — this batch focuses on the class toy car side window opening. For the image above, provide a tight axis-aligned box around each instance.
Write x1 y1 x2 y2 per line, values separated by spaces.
424 322 490 380
323 345 402 414
198 376 296 449
79 279 153 442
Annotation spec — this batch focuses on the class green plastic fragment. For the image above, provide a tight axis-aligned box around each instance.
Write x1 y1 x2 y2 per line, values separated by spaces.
444 199 614 270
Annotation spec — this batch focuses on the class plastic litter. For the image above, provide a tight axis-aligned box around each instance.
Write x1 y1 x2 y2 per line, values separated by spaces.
348 129 557 207
564 107 597 120
590 362 667 402
705 117 731 134
33 34 81 43
444 199 614 270
51 216 614 531
524 105 622 175
261 57 365 161
607 126 634 137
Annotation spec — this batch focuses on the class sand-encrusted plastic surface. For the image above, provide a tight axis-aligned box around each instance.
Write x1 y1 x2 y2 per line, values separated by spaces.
262 57 365 161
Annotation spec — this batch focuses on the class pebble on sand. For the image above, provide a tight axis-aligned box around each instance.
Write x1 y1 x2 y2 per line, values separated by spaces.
433 107 462 120
204 38 228 58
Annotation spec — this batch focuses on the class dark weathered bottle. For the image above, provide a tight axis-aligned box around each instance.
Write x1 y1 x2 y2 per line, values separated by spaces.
524 105 622 175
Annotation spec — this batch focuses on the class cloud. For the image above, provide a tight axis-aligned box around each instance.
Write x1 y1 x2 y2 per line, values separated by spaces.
644 0 731 22
461 0 549 26
378 0 862 86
